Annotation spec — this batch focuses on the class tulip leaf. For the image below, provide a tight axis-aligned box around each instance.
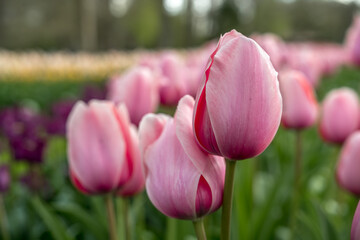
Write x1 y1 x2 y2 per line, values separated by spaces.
90 197 108 228
53 202 107 240
31 196 73 240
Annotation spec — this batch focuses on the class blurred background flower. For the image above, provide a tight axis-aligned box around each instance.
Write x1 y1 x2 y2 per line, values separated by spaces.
0 1 360 240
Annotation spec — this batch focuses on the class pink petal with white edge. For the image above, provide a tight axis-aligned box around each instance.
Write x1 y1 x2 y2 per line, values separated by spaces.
206 31 282 159
175 95 225 214
138 113 171 160
144 119 200 219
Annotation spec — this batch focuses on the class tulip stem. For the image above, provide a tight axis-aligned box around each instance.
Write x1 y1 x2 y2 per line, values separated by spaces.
123 198 131 240
0 194 9 240
193 218 207 240
166 217 177 240
221 159 237 240
105 195 117 240
290 130 302 239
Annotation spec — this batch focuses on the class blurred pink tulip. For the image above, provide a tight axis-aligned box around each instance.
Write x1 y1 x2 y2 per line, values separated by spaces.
284 44 322 87
352 201 360 240
336 131 360 196
193 30 282 160
67 100 144 195
319 88 360 144
279 70 318 129
251 33 286 70
158 52 188 105
345 15 360 66
139 95 225 219
107 66 159 126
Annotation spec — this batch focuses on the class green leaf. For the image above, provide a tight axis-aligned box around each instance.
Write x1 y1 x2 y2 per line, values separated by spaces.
54 202 107 240
31 196 73 240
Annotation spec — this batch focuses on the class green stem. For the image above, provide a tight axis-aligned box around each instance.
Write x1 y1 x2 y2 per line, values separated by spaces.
193 218 207 240
116 198 125 240
106 195 117 240
290 130 302 239
0 194 9 240
123 198 131 240
166 217 177 240
221 159 237 240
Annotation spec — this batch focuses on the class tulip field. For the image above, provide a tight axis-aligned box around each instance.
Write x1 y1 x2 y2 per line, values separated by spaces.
2 17 360 240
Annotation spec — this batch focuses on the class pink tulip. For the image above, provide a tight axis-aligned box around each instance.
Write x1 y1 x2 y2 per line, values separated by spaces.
139 95 225 219
158 52 188 105
319 88 360 144
345 15 360 66
284 44 322 87
352 201 360 240
193 30 282 160
107 66 159 126
67 100 145 195
251 33 286 70
336 131 360 196
279 70 318 129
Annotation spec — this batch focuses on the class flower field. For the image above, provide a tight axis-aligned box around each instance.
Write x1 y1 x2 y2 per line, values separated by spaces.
1 18 360 240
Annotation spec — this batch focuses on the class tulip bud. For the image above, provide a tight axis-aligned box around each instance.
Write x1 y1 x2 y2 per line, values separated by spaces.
0 165 10 193
107 66 159 126
319 87 360 144
139 95 225 220
336 131 360 196
279 70 318 129
352 201 360 240
193 30 282 160
67 100 144 195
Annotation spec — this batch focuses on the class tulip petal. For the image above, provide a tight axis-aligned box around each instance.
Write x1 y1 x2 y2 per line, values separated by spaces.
138 113 171 175
176 95 225 215
67 100 125 193
352 201 360 240
279 70 318 129
144 119 200 219
117 125 145 196
108 67 159 125
205 32 282 159
195 176 212 216
69 169 90 194
336 131 360 196
320 87 360 144
193 46 222 156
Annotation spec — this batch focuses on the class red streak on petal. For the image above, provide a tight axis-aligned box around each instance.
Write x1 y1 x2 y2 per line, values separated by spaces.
195 175 212 217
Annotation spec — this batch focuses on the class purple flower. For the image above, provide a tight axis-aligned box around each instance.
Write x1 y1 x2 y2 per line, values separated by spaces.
0 165 10 193
46 100 75 135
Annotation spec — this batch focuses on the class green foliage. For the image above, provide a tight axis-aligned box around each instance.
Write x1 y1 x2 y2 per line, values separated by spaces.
1 67 360 239
0 79 104 110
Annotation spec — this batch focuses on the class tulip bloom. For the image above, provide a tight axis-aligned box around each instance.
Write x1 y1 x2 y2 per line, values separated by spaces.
284 44 323 87
193 30 282 160
139 95 225 220
251 33 286 70
279 70 318 129
319 88 360 144
107 66 159 126
67 100 144 195
345 15 360 66
336 131 360 196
